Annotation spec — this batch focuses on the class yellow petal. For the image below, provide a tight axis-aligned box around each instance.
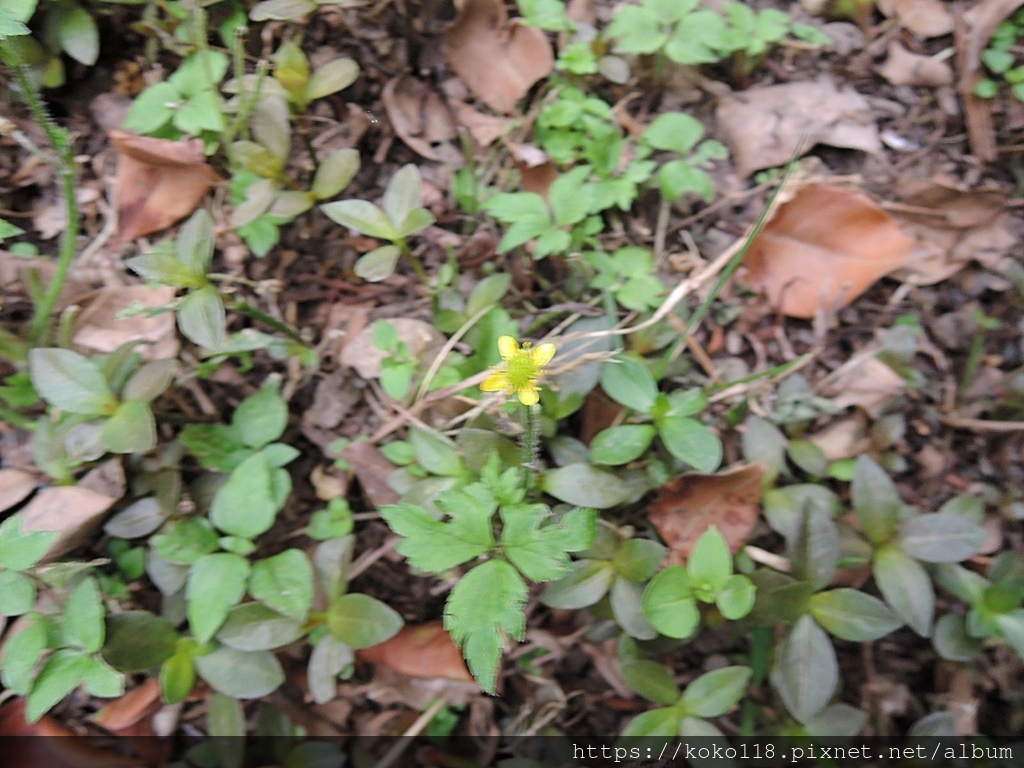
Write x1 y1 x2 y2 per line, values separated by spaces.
497 335 519 361
480 372 510 392
517 385 540 406
530 342 556 368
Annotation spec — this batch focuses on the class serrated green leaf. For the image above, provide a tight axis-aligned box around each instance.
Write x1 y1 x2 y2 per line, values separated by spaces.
445 559 526 692
0 570 35 615
500 504 594 582
0 515 57 571
379 499 493 572
1 620 47 694
327 593 402 649
644 112 704 155
29 348 117 415
186 553 250 643
249 549 313 621
25 649 90 722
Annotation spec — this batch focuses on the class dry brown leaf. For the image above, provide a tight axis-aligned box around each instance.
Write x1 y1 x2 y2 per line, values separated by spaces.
73 285 179 360
340 318 445 379
742 185 920 318
381 75 458 161
452 100 514 147
19 484 118 561
444 0 553 114
341 441 400 507
891 179 1012 285
505 141 558 198
877 0 953 37
648 463 764 565
0 469 36 513
823 357 906 417
358 621 473 682
0 700 142 767
877 42 953 86
808 414 870 460
110 129 220 244
91 679 162 734
716 77 880 178
894 178 1008 229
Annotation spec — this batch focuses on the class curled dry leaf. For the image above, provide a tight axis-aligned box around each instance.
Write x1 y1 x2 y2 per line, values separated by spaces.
19 484 118 561
742 185 920 318
91 679 162 734
891 178 1012 285
110 129 220 243
506 141 558 198
648 463 764 565
452 100 514 147
877 0 953 37
822 357 906 417
877 42 953 87
444 0 553 114
358 621 473 682
73 285 179 360
716 77 880 178
381 75 457 161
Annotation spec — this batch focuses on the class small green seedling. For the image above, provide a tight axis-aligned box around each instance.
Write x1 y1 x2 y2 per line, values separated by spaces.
381 454 596 692
642 526 756 639
619 645 752 738
974 11 1024 102
321 164 436 281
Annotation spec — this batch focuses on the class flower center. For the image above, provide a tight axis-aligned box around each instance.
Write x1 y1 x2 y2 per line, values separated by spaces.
505 351 538 390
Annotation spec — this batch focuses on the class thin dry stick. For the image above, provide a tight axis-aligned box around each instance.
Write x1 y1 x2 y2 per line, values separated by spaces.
938 415 1024 432
371 694 450 768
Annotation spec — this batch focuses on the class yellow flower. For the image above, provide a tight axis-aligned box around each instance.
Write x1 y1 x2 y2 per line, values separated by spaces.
480 335 556 406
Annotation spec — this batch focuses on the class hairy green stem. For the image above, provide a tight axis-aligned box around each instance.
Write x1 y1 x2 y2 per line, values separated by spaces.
3 54 80 346
521 403 540 498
